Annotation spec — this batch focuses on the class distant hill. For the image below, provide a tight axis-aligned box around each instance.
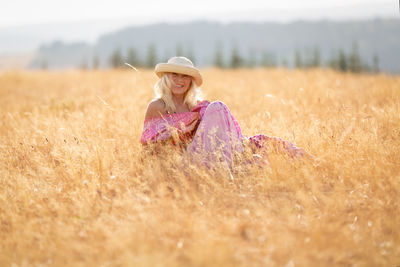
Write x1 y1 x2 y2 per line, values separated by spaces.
29 19 400 73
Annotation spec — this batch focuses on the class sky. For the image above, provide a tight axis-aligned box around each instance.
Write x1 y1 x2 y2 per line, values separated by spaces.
0 0 398 27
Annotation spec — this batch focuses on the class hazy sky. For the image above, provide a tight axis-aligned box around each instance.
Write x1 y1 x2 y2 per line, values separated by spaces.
1 0 398 27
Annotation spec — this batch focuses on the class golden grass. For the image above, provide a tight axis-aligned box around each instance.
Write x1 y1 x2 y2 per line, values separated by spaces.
0 68 399 266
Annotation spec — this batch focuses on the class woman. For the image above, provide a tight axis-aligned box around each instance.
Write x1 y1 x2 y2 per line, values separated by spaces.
141 56 308 168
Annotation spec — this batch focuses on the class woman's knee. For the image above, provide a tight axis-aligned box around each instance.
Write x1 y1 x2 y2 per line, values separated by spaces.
205 101 228 113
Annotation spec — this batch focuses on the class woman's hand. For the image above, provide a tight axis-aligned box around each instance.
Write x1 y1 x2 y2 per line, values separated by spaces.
180 113 199 134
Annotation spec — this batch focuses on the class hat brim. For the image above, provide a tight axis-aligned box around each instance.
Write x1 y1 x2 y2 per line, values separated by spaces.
155 63 203 86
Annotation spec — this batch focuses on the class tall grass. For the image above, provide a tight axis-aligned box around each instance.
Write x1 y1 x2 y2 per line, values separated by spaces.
0 68 399 266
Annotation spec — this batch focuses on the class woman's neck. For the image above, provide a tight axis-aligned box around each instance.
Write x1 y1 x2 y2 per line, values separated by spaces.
172 94 185 106
171 94 189 113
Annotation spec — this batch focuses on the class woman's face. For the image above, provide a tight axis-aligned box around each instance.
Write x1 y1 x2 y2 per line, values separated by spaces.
170 72 192 96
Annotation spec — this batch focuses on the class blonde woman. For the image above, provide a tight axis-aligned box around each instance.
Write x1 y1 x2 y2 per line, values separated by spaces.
141 56 308 167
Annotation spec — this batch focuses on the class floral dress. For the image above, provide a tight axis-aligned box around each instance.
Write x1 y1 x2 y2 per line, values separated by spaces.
141 100 307 167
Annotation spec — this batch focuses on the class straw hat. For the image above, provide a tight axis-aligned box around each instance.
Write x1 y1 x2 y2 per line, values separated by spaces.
155 56 203 86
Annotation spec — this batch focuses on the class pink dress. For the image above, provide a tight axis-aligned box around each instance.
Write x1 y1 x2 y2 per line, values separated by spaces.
141 100 308 167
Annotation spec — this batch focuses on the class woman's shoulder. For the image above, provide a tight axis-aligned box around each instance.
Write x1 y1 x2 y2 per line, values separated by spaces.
145 98 167 120
148 98 165 109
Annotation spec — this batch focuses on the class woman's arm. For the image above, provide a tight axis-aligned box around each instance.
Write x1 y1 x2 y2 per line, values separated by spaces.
141 109 199 145
144 99 167 120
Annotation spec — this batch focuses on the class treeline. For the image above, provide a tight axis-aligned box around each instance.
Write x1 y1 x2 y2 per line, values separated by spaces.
80 42 379 73
291 42 379 73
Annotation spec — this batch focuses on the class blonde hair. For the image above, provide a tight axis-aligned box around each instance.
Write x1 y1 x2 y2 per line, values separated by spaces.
154 73 203 113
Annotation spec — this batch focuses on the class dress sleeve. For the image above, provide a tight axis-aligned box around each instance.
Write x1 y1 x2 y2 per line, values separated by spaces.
191 100 210 120
140 112 200 144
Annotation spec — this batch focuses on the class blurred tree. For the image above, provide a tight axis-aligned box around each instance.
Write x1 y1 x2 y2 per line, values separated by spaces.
338 49 347 72
362 62 372 73
373 53 379 73
92 55 100 69
145 44 157 68
126 48 141 67
79 57 88 70
311 47 321 67
247 49 257 68
41 59 48 70
328 50 339 70
348 42 362 73
261 51 277 68
281 58 288 68
213 42 224 68
294 50 303 69
109 48 124 69
230 46 244 68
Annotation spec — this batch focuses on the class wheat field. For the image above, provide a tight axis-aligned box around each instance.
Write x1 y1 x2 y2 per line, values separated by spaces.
0 68 399 266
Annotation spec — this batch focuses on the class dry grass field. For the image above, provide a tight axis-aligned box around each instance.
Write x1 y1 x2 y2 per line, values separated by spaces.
0 68 399 266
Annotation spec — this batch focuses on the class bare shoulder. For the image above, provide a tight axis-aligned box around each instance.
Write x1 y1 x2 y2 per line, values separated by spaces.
144 98 167 120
